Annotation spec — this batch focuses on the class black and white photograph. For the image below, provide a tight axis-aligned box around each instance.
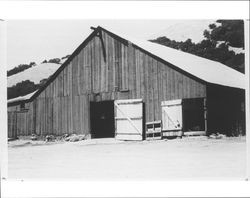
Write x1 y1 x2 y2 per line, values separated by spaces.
5 19 247 180
0 1 249 197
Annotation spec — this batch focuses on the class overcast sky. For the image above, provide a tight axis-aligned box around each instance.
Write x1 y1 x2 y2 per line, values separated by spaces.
7 19 214 69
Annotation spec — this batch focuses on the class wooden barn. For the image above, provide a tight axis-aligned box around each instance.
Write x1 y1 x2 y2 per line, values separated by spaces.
7 26 246 140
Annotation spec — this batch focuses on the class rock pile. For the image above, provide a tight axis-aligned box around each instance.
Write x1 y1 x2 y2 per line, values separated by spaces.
209 133 226 139
30 134 38 141
45 135 55 142
64 134 87 142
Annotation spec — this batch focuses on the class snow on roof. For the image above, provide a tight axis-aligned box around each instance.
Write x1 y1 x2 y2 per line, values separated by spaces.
7 62 61 87
8 90 37 104
101 26 245 89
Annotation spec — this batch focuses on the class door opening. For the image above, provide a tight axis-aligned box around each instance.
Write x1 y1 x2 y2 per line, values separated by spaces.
182 98 205 132
161 98 206 137
90 101 115 138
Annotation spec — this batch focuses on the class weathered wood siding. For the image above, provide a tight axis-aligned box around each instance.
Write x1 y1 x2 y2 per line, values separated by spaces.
7 102 35 138
8 30 206 136
8 111 17 138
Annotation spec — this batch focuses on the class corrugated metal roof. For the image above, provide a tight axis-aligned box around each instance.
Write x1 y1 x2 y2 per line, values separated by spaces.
101 26 245 89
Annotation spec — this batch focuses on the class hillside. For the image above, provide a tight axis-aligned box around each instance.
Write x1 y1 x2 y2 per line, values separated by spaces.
150 20 245 73
149 20 244 57
8 62 61 88
148 20 217 43
7 60 64 100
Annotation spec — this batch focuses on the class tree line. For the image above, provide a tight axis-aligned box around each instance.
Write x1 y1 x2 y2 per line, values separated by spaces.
149 20 245 73
7 62 36 77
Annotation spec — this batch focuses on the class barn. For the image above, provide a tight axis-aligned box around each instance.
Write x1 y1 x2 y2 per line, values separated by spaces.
7 26 246 140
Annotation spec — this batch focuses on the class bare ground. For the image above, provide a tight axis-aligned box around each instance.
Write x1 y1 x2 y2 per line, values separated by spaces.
8 136 246 180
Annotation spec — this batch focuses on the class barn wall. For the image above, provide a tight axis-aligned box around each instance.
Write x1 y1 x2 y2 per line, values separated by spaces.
207 84 245 136
10 30 206 136
7 102 34 138
8 104 20 111
8 110 17 138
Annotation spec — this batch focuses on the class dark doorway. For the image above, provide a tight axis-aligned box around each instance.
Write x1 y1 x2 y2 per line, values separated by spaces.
90 101 115 138
182 98 205 132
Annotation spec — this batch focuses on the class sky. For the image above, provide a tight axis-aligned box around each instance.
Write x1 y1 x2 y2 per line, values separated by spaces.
7 19 214 70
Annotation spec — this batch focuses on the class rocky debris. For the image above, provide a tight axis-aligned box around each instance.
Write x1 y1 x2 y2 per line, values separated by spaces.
54 134 69 141
64 134 86 142
62 134 69 139
9 133 87 144
209 133 226 139
45 135 55 142
30 134 38 141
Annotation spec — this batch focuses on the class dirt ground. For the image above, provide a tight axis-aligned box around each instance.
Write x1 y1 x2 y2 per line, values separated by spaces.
8 136 246 180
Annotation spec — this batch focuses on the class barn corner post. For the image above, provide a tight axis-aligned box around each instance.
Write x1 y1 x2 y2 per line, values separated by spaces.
204 97 208 136
181 99 184 137
142 101 146 140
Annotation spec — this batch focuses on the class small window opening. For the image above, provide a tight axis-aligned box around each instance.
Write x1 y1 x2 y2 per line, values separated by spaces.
20 103 25 110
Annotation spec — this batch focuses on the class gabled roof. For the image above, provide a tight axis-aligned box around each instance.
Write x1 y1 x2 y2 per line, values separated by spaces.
9 26 245 106
100 26 245 90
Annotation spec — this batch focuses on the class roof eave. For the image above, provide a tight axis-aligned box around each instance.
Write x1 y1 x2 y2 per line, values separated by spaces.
7 99 31 107
18 25 244 105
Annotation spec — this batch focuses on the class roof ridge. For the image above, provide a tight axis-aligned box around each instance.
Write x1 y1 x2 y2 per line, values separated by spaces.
8 25 245 107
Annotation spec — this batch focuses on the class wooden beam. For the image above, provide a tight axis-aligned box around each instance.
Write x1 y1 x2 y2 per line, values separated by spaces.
96 30 107 63
204 98 208 136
